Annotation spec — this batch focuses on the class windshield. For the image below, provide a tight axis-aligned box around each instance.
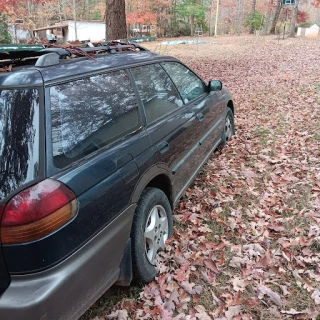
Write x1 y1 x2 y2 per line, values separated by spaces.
0 89 40 200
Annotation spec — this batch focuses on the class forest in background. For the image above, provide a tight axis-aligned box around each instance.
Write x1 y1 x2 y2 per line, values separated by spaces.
0 0 320 43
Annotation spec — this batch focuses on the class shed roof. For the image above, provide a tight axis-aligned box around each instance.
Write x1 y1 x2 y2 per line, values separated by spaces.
33 24 68 32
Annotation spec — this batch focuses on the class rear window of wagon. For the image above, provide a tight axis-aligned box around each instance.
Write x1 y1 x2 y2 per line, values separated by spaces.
0 89 40 200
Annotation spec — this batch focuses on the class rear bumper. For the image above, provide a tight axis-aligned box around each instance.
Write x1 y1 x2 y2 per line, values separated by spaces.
0 204 136 320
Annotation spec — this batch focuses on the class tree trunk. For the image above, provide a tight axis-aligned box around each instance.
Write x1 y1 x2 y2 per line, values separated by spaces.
105 0 127 40
288 0 299 37
263 0 273 35
236 0 244 35
209 0 214 36
73 0 78 40
249 0 256 34
269 1 281 34
190 14 194 36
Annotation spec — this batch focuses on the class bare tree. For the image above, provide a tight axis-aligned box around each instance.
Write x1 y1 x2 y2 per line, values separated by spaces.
209 0 214 36
105 0 127 40
235 0 245 35
288 0 300 37
249 0 257 34
263 0 273 35
269 1 282 34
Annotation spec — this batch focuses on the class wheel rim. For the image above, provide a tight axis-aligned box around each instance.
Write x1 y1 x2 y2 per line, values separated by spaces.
225 114 233 141
144 205 169 265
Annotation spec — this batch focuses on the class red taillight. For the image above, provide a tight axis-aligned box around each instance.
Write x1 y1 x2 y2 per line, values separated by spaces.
1 179 78 244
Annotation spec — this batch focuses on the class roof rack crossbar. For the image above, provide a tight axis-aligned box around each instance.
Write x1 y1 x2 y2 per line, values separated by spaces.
39 48 70 57
39 42 148 57
0 40 151 71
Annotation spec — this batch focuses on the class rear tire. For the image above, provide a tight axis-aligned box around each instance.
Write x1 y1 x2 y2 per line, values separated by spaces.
131 187 173 283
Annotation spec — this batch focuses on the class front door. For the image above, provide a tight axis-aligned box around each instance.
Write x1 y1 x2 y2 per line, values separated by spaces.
130 63 202 199
161 62 225 168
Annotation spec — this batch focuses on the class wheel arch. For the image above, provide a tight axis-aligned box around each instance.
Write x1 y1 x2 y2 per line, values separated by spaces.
131 165 174 208
227 100 234 115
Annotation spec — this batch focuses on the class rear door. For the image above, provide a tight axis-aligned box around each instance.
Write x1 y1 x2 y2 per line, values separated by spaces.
48 68 152 237
161 62 225 162
130 63 203 198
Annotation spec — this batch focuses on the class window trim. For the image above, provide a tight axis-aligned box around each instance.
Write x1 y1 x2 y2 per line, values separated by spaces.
0 87 46 203
160 61 209 105
129 62 185 126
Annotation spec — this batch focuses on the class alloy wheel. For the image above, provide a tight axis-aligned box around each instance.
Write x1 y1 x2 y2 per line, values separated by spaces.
225 114 233 141
144 205 169 265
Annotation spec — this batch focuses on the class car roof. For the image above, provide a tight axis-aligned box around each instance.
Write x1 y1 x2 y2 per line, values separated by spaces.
0 50 178 87
38 51 176 84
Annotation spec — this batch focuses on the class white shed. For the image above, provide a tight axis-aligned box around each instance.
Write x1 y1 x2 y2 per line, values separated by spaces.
305 24 319 38
297 24 319 38
33 20 106 43
8 23 30 43
61 20 106 42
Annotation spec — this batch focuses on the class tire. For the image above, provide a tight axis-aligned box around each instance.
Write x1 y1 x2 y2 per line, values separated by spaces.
219 106 235 149
131 187 173 283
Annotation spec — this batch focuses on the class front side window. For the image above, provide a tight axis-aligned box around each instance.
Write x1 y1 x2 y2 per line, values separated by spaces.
131 64 183 123
0 89 40 199
162 62 207 103
50 70 139 168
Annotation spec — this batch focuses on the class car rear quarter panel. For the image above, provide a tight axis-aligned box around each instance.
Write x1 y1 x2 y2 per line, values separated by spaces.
3 126 154 274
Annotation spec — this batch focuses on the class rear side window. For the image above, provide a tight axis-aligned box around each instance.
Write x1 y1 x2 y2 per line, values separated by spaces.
0 89 40 200
131 64 183 123
162 62 207 103
50 70 140 168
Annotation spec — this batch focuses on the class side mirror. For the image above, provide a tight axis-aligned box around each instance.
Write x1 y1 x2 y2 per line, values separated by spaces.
209 80 222 91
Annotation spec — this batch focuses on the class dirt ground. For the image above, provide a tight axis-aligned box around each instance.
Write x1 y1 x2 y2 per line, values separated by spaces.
80 35 320 320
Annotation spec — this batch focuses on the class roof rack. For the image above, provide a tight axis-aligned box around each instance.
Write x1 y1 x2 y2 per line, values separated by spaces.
0 40 150 71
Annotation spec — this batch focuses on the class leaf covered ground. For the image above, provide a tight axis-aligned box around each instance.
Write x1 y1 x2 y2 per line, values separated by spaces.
81 35 320 320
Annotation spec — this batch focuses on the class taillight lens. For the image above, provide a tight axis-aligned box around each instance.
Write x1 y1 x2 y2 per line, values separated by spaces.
1 179 78 244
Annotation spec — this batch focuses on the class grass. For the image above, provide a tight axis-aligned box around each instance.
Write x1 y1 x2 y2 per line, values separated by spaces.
285 184 313 212
80 285 143 320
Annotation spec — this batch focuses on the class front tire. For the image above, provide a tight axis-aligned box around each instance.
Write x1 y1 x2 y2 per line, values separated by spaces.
220 106 235 149
131 187 173 283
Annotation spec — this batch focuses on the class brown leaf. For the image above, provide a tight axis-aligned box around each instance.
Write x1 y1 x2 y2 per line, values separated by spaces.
281 249 292 262
204 259 219 273
255 250 271 268
311 290 320 305
268 223 285 232
257 285 282 307
174 268 188 282
225 305 241 320
194 305 211 320
105 310 128 320
158 274 167 299
164 289 179 312
205 241 225 251
232 277 247 292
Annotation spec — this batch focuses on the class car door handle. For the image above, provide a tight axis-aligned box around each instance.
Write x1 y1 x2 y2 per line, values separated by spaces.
157 141 169 155
196 113 205 121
